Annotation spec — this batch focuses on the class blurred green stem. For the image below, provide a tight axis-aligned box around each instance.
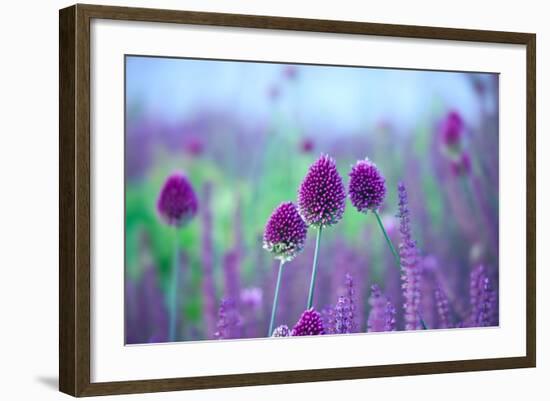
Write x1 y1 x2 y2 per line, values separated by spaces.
306 226 323 309
169 228 180 342
268 260 286 336
373 210 401 268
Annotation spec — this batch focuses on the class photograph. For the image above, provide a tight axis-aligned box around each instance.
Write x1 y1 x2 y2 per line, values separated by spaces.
124 55 499 345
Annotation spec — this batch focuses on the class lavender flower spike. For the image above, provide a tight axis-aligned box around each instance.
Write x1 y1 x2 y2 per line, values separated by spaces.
348 158 387 213
397 182 422 330
333 273 356 334
263 202 308 262
214 299 240 340
264 202 308 336
367 285 396 332
298 154 346 228
157 172 198 227
291 308 325 336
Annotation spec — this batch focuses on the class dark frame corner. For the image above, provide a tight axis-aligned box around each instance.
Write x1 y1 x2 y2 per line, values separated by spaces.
59 3 536 397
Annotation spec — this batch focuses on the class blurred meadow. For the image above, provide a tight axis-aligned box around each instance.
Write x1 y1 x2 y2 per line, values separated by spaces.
125 56 499 344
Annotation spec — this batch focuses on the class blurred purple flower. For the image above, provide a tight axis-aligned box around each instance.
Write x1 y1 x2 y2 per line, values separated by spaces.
184 137 204 156
157 172 198 227
300 138 315 153
240 287 263 311
348 158 387 213
291 308 325 336
397 182 422 330
367 284 396 332
283 65 298 80
450 151 472 176
268 85 281 101
439 110 464 149
298 154 346 227
263 202 308 262
271 325 291 337
214 299 241 340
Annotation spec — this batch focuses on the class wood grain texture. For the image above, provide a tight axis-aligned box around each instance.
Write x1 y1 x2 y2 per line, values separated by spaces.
59 3 536 397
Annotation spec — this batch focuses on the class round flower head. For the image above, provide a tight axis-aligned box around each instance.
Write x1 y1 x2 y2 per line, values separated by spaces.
271 325 291 337
348 158 387 213
263 202 308 262
297 154 346 227
291 308 325 336
156 172 198 227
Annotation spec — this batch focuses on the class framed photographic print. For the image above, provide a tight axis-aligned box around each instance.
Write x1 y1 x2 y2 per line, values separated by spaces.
59 4 536 397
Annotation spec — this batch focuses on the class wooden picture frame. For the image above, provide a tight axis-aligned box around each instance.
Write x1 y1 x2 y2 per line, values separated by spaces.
59 3 536 397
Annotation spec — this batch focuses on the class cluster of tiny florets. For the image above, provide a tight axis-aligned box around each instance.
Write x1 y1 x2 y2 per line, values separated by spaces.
348 158 387 213
291 308 325 336
297 154 346 227
263 202 308 261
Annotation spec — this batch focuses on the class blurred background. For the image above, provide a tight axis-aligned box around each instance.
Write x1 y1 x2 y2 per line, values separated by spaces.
124 56 499 344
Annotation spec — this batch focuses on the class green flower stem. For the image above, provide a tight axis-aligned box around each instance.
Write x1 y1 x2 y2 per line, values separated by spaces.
169 228 180 342
268 260 286 336
306 226 323 309
373 210 401 269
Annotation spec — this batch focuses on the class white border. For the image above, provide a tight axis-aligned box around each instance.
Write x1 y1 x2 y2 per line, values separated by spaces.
91 19 526 382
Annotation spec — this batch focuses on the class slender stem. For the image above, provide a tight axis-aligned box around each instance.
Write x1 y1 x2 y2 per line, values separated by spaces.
268 260 285 336
373 210 400 268
169 228 180 342
306 226 323 309
419 312 428 330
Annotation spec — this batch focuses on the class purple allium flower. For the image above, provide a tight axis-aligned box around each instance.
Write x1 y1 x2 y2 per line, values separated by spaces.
297 154 346 227
397 182 422 330
439 110 464 149
156 172 198 227
291 308 325 336
434 286 451 329
367 285 396 332
348 158 387 213
214 299 241 340
271 325 291 337
263 202 308 262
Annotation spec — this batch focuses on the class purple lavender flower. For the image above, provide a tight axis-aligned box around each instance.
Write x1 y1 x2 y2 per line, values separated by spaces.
397 182 422 330
291 308 325 336
332 273 356 334
348 158 387 213
298 154 346 228
214 299 241 340
439 110 464 149
263 202 308 262
156 172 198 227
434 286 451 329
470 265 497 327
271 325 291 337
367 285 396 332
